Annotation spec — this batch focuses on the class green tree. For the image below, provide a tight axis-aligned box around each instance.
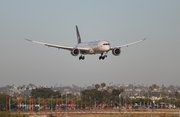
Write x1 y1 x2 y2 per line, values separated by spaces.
101 83 106 91
175 91 179 98
119 88 124 94
81 89 106 107
10 97 20 110
149 84 156 97
0 94 8 111
26 86 29 90
119 88 124 106
31 87 61 98
94 84 100 90
111 89 120 103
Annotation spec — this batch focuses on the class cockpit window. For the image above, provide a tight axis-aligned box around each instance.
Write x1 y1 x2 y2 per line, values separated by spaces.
103 43 110 45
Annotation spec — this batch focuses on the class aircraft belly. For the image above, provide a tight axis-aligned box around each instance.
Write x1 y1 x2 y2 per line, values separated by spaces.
92 48 103 54
80 48 100 55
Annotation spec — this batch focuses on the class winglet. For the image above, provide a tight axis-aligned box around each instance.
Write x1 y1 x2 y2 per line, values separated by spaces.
111 38 147 49
24 38 33 42
76 25 81 44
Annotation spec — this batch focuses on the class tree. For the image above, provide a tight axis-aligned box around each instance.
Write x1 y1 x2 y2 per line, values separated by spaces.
101 83 106 91
81 89 101 105
94 84 100 90
106 86 113 93
152 84 156 89
149 84 156 97
119 88 124 106
0 94 7 111
111 89 120 104
81 88 112 108
31 87 61 98
119 88 124 94
175 91 179 98
26 86 29 90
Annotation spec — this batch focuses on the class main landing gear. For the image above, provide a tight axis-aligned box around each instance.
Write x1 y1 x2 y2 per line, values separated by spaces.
99 53 107 60
79 53 107 60
79 55 85 60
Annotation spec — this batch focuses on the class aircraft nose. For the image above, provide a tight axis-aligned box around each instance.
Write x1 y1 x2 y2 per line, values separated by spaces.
104 45 110 51
108 45 110 49
106 44 110 50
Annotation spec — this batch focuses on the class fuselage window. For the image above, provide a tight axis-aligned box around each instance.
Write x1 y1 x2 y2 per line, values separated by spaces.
103 43 109 45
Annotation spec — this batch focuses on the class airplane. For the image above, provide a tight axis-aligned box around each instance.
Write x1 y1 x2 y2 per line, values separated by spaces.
25 25 146 60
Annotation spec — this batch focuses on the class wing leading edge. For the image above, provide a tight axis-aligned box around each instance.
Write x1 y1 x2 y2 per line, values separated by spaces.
24 38 90 51
110 38 146 50
25 38 73 51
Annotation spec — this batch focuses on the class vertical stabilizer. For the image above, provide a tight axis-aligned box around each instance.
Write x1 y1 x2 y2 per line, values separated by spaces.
76 25 81 44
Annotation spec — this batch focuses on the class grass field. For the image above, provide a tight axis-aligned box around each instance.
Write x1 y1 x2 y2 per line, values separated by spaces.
29 113 180 117
1 109 180 117
0 113 179 117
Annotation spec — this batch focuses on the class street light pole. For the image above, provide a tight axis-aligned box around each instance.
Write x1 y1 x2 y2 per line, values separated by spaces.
51 95 52 113
9 96 11 111
77 95 78 111
66 93 67 111
119 94 121 112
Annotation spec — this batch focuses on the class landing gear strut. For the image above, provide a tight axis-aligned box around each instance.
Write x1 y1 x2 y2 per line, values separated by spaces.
99 53 107 60
79 55 85 60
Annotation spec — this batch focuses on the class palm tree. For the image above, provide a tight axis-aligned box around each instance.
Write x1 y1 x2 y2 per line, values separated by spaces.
152 84 156 88
94 84 100 90
101 83 106 91
20 86 24 90
149 86 153 91
149 84 156 97
120 88 124 94
26 86 29 90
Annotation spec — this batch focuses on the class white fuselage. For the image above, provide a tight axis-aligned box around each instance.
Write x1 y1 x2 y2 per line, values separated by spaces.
76 40 111 54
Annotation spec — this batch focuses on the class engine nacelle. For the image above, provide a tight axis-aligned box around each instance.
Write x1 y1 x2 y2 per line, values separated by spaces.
112 48 121 56
71 48 79 56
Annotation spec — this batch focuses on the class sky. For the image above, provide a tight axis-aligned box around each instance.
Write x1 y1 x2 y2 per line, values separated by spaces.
0 0 180 87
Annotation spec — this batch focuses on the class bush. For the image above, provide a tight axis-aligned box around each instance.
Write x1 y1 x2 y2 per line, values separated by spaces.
0 112 27 117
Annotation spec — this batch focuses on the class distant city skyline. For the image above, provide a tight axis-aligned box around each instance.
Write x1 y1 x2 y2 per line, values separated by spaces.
1 1 180 87
1 82 179 98
0 82 179 88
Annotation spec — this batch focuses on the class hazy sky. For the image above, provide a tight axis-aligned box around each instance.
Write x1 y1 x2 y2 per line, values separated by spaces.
0 0 180 87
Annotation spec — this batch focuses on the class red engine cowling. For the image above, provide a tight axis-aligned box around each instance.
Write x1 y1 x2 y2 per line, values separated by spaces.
112 48 121 56
71 48 79 56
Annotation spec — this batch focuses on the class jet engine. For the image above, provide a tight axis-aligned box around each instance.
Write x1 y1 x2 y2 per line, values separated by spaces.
71 48 79 56
112 48 121 56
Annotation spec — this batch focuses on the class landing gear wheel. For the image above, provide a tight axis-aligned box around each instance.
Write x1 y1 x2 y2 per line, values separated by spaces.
99 55 107 60
99 53 107 60
79 55 85 60
99 56 105 60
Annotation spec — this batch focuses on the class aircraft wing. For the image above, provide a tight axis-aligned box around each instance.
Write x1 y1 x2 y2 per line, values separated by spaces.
25 38 74 51
110 38 146 49
76 47 90 51
25 38 90 51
